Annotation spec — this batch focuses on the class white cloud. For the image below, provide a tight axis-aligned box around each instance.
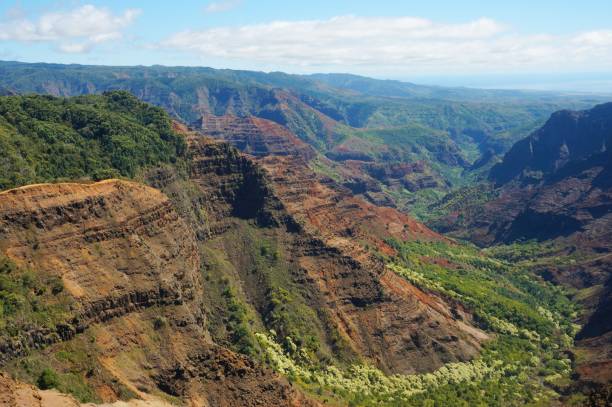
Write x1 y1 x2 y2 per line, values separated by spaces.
160 16 612 74
204 0 242 14
0 4 141 53
573 30 612 47
58 42 92 54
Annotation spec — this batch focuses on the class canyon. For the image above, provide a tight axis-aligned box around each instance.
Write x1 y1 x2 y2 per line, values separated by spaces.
0 64 609 406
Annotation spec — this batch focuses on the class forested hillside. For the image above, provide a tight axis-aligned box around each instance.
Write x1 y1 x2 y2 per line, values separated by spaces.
0 91 185 190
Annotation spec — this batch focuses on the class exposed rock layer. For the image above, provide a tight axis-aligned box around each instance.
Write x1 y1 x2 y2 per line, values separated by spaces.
0 180 317 406
181 132 485 374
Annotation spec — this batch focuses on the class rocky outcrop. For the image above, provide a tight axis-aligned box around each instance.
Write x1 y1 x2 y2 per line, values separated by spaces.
0 180 202 315
192 114 316 160
0 180 316 406
181 133 485 374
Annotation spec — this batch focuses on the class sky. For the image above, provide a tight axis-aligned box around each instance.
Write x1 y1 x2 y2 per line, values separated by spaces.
1 0 612 91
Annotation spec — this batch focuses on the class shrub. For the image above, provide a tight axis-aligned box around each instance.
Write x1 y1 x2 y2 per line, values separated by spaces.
153 316 167 330
37 368 60 390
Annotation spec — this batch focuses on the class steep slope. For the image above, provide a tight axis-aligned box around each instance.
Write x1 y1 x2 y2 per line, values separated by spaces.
490 102 612 185
191 114 316 159
0 92 589 405
173 133 485 375
433 103 612 245
191 113 466 213
430 103 612 393
0 92 487 403
0 180 315 406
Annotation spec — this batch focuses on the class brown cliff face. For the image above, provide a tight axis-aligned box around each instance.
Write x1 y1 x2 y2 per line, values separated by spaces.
0 180 317 407
255 156 484 374
0 124 485 404
0 180 201 317
178 131 485 375
191 113 449 208
192 114 316 160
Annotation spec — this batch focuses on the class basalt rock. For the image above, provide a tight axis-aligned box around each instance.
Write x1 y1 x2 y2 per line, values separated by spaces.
434 103 612 389
181 132 485 375
0 180 316 406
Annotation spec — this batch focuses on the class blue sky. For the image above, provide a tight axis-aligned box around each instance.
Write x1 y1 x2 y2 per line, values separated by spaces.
1 1 612 91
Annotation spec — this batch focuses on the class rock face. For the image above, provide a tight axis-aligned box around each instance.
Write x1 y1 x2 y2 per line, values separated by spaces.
185 128 485 374
436 103 612 248
0 180 317 407
434 103 612 388
465 103 612 244
349 160 446 193
0 111 488 405
256 157 484 373
0 133 485 403
0 180 201 318
490 102 612 185
192 114 316 160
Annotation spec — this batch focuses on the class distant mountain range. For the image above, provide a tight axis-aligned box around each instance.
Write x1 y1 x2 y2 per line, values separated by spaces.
0 60 607 215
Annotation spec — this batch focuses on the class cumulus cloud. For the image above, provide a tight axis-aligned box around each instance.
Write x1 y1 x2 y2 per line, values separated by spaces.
161 16 612 73
204 0 242 14
0 4 141 53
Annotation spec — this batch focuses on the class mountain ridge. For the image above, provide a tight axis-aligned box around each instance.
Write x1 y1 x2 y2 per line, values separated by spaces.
1 59 607 217
428 102 612 393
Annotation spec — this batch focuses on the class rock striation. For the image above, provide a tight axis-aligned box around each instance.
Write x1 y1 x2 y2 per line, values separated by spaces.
0 180 317 406
183 126 485 374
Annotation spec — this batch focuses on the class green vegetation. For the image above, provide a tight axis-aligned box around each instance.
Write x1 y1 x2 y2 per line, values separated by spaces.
0 255 74 338
384 186 448 222
416 183 498 223
1 61 601 221
0 91 186 191
6 330 138 403
484 241 588 269
221 283 259 356
254 239 579 406
198 221 342 365
37 368 60 390
0 256 110 403
0 70 599 404
387 241 577 336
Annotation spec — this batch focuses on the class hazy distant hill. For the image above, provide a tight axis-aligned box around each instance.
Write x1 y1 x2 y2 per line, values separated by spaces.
1 60 607 215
